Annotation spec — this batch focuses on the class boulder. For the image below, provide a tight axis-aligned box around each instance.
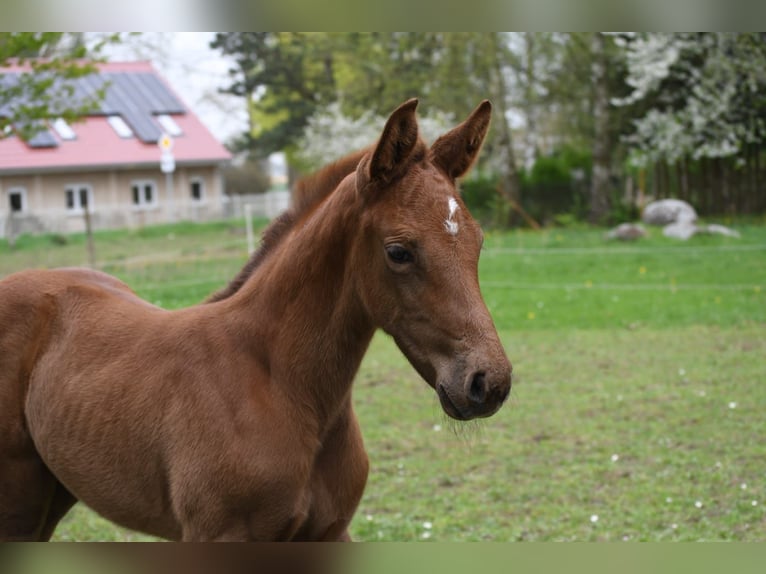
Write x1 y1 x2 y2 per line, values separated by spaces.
663 221 741 241
642 199 698 226
662 221 698 240
701 223 741 238
606 223 647 241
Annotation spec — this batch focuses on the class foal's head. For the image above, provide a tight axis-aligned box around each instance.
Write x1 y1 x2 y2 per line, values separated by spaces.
352 99 511 420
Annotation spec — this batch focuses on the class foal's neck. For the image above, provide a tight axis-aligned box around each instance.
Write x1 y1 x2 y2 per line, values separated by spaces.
225 176 373 427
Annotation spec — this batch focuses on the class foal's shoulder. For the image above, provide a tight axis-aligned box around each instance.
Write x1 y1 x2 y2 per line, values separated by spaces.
10 267 159 309
38 267 136 297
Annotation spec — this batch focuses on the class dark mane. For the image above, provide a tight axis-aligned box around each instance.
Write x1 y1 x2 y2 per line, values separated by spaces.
206 148 370 302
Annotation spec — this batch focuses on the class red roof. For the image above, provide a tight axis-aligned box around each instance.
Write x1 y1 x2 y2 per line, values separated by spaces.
0 61 231 174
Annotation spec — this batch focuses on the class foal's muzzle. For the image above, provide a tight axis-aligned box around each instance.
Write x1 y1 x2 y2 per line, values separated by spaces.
437 367 512 421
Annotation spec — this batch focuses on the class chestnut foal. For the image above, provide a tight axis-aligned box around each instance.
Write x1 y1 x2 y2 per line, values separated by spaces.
0 99 511 541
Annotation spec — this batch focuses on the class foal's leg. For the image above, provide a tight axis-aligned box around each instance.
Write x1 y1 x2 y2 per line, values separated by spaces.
0 451 58 541
37 481 77 541
339 529 353 542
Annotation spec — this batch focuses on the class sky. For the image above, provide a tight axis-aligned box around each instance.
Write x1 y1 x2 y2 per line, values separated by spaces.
102 32 248 145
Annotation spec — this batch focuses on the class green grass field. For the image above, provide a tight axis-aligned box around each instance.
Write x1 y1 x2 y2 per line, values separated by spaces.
1 218 764 542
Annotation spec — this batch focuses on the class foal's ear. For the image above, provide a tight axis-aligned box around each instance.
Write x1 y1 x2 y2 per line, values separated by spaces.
361 98 420 186
429 100 492 180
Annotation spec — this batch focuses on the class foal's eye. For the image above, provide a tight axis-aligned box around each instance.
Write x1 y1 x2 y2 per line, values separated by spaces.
385 244 414 265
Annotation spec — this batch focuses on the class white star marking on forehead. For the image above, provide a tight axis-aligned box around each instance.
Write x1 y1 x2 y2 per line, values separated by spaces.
444 197 459 236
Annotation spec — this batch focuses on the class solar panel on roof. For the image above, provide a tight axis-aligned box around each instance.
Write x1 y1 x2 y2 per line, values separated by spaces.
106 73 185 143
127 74 165 111
72 74 108 110
0 75 16 118
8 116 59 148
27 128 59 148
0 67 189 146
138 74 185 112
126 109 162 142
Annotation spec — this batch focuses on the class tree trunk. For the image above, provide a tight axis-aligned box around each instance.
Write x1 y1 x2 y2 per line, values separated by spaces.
523 33 539 169
487 33 522 224
680 157 690 202
702 157 712 214
589 33 611 224
755 144 762 212
651 161 660 200
750 153 756 213
662 161 672 200
712 158 722 215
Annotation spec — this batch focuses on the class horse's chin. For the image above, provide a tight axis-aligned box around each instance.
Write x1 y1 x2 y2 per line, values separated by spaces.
407 356 470 420
436 384 471 421
392 336 496 421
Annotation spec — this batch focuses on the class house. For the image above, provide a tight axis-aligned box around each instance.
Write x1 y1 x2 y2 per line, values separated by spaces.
0 61 232 238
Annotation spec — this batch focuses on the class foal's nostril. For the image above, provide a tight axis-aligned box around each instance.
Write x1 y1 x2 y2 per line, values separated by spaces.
468 372 487 404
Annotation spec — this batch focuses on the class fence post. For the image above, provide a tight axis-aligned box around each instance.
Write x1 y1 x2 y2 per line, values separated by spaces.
83 203 97 268
7 211 17 248
244 203 255 255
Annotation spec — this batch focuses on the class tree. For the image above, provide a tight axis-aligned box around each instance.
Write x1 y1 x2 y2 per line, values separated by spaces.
333 33 524 219
296 101 455 170
0 33 112 140
211 32 337 157
520 33 635 222
211 32 528 221
470 33 521 216
614 33 766 167
332 33 447 117
611 33 766 214
589 33 612 223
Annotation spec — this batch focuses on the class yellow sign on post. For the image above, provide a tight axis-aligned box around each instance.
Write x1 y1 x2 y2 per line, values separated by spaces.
158 132 176 220
158 133 175 174
158 133 174 152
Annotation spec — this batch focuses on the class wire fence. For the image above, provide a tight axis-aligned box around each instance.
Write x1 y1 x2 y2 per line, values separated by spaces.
121 242 764 294
481 244 766 256
5 235 763 294
480 282 763 291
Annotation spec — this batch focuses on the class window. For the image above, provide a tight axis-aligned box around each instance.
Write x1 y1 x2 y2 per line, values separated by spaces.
52 118 76 141
190 177 205 203
131 180 158 209
108 115 134 138
7 187 27 213
156 114 183 137
65 185 93 214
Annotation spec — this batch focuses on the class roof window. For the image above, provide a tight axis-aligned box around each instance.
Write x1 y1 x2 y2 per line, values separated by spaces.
52 118 76 140
156 114 183 137
107 115 134 138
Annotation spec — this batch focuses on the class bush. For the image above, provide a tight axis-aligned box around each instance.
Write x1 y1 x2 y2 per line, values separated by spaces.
607 197 640 225
527 156 571 186
222 160 272 196
520 146 592 224
460 175 499 223
461 146 598 228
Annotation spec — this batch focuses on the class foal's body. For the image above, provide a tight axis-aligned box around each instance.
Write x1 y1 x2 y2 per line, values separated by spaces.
2 188 372 541
0 99 511 541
